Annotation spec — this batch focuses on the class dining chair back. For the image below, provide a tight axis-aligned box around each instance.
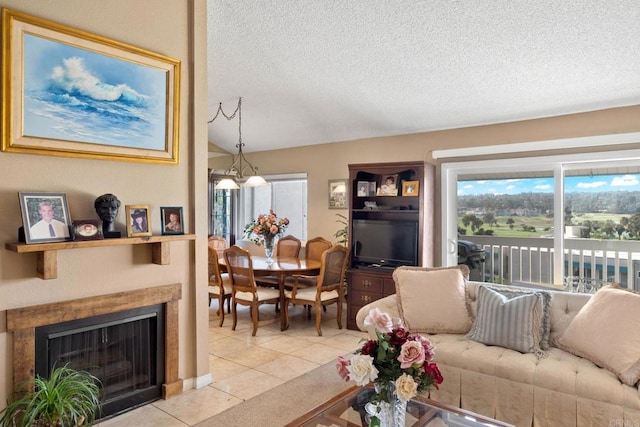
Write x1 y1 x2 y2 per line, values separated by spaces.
208 247 232 327
283 245 349 336
223 245 280 336
305 236 332 262
276 235 302 258
208 235 229 257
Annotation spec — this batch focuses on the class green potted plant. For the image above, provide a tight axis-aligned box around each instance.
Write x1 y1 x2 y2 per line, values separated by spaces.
333 213 348 245
0 364 102 426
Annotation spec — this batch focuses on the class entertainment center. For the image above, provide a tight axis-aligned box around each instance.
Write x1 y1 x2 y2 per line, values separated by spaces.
346 161 435 330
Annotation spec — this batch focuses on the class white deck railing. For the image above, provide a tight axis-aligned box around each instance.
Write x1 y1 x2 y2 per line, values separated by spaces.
461 236 640 292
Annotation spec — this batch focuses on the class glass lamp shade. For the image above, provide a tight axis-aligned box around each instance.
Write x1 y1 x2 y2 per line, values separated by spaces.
214 178 240 190
243 175 268 187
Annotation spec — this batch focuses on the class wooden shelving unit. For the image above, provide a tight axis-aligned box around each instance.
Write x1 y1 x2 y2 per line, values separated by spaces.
5 234 196 280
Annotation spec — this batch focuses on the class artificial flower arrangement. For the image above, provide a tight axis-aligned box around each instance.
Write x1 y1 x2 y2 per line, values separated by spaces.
243 209 290 246
336 308 443 425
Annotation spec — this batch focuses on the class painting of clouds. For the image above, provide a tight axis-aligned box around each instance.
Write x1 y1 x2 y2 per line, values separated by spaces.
22 33 167 150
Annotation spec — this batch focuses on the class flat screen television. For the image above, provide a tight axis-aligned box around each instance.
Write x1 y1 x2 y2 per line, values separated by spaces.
352 219 419 268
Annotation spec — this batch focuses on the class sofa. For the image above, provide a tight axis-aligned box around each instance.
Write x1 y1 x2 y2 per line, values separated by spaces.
355 266 640 427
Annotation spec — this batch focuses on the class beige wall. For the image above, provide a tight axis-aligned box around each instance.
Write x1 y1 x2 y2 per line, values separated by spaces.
0 0 210 407
210 105 640 262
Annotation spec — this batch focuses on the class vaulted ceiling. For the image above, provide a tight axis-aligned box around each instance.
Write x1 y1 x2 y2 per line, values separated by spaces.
206 1 640 154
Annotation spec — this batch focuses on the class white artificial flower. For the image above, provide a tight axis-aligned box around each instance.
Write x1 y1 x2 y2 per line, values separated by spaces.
347 354 379 386
395 373 418 401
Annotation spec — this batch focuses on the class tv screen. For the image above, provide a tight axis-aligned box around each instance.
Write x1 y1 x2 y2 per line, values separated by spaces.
352 219 418 268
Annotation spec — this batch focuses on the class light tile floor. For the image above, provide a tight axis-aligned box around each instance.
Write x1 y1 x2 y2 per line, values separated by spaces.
98 301 367 426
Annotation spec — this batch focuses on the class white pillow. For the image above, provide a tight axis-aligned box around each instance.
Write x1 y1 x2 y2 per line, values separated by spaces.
393 266 472 334
556 285 640 386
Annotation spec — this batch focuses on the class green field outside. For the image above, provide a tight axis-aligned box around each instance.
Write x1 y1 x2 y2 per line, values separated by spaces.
458 213 627 238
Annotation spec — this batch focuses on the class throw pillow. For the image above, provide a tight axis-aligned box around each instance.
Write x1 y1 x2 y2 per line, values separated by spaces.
555 285 640 387
470 285 552 350
393 265 472 334
466 285 546 356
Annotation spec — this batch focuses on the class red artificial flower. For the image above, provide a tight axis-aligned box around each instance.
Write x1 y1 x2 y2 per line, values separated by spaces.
360 339 378 356
424 362 443 387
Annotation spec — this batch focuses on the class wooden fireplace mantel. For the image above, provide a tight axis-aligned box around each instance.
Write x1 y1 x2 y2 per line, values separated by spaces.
6 283 184 399
5 234 196 279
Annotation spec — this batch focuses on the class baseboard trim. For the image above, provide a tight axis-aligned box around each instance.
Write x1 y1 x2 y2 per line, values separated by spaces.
195 373 213 389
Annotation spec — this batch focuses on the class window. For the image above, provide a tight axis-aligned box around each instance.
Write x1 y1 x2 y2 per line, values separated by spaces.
442 147 640 290
238 174 308 241
209 172 308 245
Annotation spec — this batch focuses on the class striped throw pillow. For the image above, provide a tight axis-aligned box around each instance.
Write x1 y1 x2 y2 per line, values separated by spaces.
466 285 546 356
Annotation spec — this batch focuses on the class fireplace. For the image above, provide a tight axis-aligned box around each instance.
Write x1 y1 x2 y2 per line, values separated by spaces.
6 284 182 420
35 304 165 417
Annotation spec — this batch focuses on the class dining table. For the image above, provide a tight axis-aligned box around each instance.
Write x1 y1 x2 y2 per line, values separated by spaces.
219 255 322 330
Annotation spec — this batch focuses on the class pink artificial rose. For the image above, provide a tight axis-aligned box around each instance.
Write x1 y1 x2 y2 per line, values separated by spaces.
363 308 393 333
397 340 425 369
412 334 435 362
336 356 350 381
270 224 279 234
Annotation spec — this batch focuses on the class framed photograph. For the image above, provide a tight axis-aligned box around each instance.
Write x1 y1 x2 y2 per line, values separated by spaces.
356 181 369 197
1 8 181 165
126 205 152 237
402 180 420 197
161 207 184 235
377 174 398 196
72 219 104 241
329 179 348 209
368 181 377 197
19 192 72 244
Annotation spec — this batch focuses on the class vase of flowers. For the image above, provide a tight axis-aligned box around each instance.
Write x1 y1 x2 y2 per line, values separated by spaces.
336 308 443 427
244 210 289 262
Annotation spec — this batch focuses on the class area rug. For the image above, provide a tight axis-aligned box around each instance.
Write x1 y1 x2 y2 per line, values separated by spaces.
195 360 352 427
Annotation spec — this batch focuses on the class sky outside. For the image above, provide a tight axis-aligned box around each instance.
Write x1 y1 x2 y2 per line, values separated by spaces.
458 174 640 196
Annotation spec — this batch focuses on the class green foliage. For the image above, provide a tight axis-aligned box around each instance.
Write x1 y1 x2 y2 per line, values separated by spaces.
333 213 348 245
0 364 102 427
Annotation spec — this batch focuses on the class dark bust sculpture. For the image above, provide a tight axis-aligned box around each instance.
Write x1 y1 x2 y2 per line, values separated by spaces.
94 193 121 237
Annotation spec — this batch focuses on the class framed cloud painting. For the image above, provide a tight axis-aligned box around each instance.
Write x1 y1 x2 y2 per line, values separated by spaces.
1 8 181 164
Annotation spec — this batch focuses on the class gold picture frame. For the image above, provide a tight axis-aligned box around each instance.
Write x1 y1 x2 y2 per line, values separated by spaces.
126 205 152 237
402 180 419 197
1 8 181 164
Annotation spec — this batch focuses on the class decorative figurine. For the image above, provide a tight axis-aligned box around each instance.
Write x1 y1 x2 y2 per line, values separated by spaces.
94 193 121 238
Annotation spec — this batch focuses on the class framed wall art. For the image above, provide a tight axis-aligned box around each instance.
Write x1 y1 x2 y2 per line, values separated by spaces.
329 179 348 209
126 205 152 237
402 180 419 197
72 219 104 241
1 8 181 164
19 191 72 244
161 206 184 235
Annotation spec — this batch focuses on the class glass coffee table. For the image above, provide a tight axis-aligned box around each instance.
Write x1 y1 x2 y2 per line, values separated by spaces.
285 385 514 426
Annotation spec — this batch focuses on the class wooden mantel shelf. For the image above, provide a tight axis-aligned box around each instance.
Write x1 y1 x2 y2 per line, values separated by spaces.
5 234 196 280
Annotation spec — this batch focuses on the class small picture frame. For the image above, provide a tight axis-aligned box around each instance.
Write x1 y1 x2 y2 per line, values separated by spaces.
377 174 398 196
356 181 369 197
19 192 72 244
402 180 420 197
329 179 348 209
368 181 377 197
72 220 104 241
126 205 152 237
161 207 184 235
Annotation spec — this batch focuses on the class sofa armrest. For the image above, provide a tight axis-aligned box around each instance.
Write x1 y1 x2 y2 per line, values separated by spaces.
355 294 400 331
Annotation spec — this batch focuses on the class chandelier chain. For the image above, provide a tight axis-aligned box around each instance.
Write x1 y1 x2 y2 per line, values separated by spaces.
208 97 243 148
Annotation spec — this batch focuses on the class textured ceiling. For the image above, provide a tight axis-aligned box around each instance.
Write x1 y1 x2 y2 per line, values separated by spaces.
206 1 640 154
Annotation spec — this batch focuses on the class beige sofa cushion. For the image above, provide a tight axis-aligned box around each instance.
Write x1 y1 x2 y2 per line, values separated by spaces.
393 265 472 334
556 285 640 386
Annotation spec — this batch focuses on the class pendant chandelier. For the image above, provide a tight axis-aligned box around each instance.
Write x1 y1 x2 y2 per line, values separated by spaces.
208 97 267 189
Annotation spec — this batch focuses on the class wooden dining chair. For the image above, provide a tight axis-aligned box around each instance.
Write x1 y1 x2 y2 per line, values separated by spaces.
284 236 332 289
208 235 229 257
208 247 232 327
282 245 348 336
224 245 280 336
